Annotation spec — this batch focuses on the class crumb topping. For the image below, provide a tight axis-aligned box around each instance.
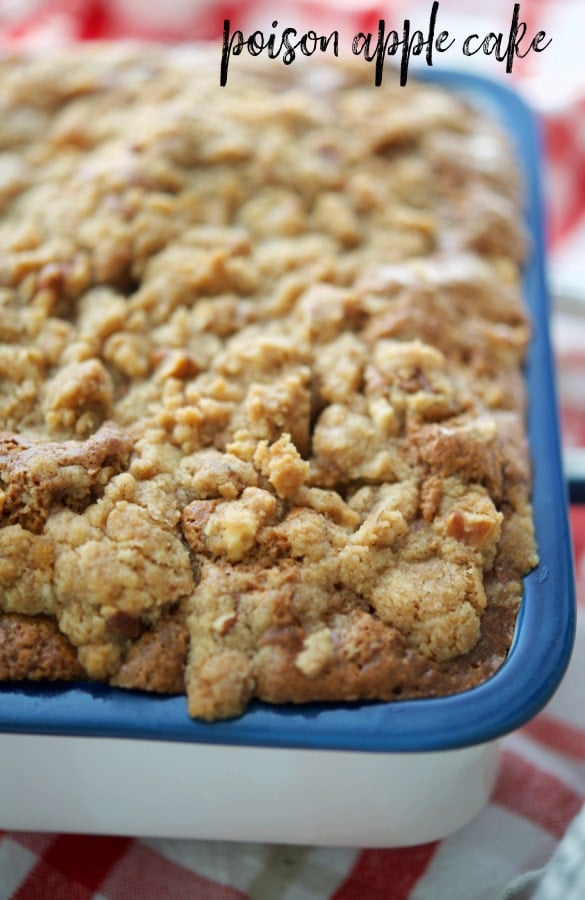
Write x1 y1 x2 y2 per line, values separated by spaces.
0 47 537 718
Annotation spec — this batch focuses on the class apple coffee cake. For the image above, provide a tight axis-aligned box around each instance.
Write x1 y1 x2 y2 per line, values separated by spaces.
0 47 538 720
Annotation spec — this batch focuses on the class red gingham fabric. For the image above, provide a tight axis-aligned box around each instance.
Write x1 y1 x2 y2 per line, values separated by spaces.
0 2 584 898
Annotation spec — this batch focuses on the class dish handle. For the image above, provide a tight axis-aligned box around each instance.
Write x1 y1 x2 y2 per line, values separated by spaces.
566 449 585 504
555 288 585 505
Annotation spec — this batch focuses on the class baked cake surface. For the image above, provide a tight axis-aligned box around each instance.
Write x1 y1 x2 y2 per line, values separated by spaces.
0 46 538 720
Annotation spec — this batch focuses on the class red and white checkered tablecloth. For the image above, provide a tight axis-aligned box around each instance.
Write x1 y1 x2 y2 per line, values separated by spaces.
0 2 583 898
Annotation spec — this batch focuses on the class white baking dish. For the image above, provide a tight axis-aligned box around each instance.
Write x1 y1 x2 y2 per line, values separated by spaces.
0 69 576 847
0 735 500 846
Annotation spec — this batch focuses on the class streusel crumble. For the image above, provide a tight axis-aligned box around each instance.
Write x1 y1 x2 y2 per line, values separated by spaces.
0 47 538 719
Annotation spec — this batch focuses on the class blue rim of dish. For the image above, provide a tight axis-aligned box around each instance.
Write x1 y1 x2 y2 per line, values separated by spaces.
0 68 576 753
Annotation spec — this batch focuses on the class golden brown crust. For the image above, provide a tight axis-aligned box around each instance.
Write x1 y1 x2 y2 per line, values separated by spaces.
111 612 189 695
0 613 85 681
0 46 538 720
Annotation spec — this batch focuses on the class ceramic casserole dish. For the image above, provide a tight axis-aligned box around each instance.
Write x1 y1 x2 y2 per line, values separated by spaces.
0 66 576 848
